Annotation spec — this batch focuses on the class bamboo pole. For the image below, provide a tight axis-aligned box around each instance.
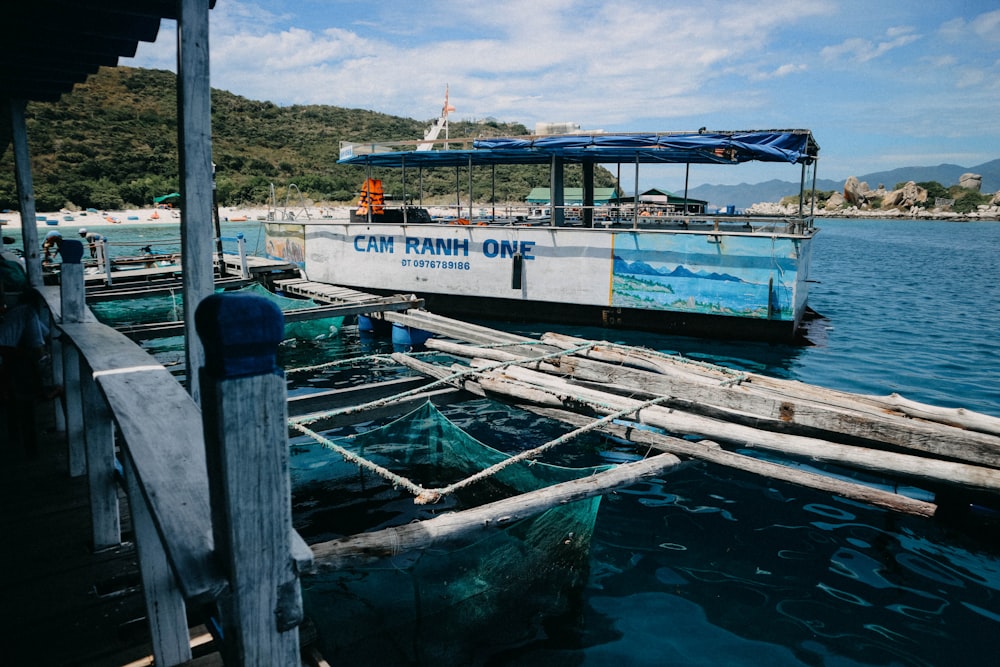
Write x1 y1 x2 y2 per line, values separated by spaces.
393 354 940 516
523 405 938 518
482 364 1000 495
541 332 1000 438
309 453 683 571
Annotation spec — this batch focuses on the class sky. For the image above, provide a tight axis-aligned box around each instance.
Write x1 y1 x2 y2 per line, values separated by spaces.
124 0 1000 191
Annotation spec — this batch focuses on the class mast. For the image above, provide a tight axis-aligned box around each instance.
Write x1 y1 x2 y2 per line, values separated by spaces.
417 84 456 151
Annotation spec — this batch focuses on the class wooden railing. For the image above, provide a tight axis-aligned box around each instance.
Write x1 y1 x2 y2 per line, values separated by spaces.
39 239 311 665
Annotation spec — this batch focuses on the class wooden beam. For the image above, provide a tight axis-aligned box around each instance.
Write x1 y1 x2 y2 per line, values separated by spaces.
177 0 215 403
309 453 683 571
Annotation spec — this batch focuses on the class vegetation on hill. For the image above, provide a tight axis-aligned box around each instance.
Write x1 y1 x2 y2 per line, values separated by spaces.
0 66 618 212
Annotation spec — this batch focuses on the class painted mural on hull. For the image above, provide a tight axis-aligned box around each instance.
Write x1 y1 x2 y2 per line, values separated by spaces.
611 232 801 320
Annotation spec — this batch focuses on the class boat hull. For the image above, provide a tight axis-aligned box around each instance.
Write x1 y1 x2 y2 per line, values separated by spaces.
265 221 815 342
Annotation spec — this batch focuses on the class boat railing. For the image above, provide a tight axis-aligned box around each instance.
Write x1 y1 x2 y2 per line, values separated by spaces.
38 243 310 664
380 201 814 234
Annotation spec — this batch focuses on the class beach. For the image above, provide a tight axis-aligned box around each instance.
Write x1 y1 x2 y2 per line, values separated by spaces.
1 206 298 230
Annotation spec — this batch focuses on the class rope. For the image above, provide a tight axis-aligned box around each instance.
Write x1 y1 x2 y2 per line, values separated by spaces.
284 335 735 505
284 352 400 376
420 391 676 502
288 341 597 427
290 421 429 499
286 341 599 504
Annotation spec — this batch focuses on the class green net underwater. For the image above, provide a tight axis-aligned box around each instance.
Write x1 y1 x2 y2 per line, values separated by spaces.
89 282 344 340
292 401 611 665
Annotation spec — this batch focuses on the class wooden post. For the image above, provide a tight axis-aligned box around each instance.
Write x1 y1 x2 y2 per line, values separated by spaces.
196 293 302 665
550 156 565 227
237 233 249 279
59 239 87 477
8 99 42 287
59 239 119 543
177 0 216 404
123 451 192 666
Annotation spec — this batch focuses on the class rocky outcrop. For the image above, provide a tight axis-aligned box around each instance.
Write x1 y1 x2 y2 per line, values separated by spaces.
959 173 982 192
824 192 845 210
881 181 928 208
843 176 870 206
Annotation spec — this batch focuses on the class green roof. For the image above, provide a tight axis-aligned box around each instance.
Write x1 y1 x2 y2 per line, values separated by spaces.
525 187 617 205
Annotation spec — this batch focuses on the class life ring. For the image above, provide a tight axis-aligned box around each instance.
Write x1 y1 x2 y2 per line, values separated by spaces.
477 221 488 226
453 218 470 225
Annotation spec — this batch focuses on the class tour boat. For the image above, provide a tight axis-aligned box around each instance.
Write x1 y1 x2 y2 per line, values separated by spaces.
264 129 821 342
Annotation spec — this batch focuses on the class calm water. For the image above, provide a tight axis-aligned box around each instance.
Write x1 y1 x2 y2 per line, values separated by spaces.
22 218 1000 665
483 219 1000 667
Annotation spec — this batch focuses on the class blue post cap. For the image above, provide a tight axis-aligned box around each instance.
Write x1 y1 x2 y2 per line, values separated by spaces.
60 239 84 264
195 293 285 379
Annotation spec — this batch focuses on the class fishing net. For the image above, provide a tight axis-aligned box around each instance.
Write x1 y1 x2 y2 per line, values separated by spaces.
293 401 609 665
89 282 343 338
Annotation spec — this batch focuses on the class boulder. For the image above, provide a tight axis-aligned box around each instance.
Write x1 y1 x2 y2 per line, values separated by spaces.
824 192 845 210
882 181 927 208
959 173 982 192
843 176 870 206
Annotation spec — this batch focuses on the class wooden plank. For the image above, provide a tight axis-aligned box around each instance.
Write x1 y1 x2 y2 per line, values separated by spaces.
309 453 683 571
86 277 252 303
287 377 433 417
58 321 224 602
542 331 1000 437
124 451 192 666
554 354 1000 467
391 352 983 514
81 365 121 549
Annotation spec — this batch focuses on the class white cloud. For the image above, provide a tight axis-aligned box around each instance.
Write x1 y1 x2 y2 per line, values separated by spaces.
820 27 920 64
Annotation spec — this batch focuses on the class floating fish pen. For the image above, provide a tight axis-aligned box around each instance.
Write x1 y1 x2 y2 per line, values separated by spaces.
273 311 1000 664
74 267 1000 664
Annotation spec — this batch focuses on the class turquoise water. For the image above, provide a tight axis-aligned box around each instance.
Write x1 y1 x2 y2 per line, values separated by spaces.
480 219 1000 666
27 218 1000 665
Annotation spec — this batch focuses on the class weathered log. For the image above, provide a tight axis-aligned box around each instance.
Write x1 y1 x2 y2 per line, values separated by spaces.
495 333 1000 468
445 331 1000 459
542 332 1000 438
862 392 1000 437
547 354 1000 468
309 452 683 570
473 363 1000 495
522 405 939 518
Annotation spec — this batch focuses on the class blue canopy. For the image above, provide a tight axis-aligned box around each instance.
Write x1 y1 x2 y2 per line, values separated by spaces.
338 130 818 168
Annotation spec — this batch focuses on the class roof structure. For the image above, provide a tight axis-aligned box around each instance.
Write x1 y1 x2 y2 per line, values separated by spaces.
525 187 618 205
1 1 215 103
339 130 820 169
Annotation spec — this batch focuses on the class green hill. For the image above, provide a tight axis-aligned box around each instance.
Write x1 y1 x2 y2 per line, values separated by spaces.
0 66 617 211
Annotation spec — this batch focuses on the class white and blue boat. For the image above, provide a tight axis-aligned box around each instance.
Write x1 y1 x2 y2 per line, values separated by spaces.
265 129 820 342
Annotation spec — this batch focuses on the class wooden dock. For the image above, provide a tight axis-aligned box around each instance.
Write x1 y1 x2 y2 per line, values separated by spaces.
0 406 219 666
10 269 1000 665
79 253 300 290
107 278 422 341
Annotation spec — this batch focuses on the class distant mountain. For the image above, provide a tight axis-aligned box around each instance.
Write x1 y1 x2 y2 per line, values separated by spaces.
687 159 1000 210
613 257 744 282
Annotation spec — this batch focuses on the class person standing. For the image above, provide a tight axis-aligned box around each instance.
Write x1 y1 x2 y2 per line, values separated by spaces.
42 230 62 263
78 228 103 259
